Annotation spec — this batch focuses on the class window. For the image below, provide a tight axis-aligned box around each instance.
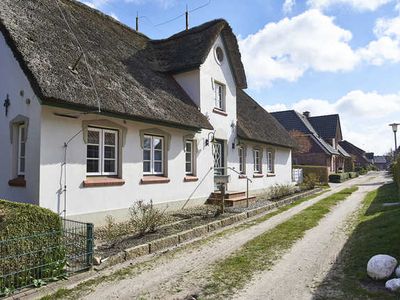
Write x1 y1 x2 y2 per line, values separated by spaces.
215 47 224 63
143 135 164 175
253 149 261 173
17 124 26 176
267 151 274 173
185 140 194 175
238 147 245 174
214 82 225 110
86 128 118 176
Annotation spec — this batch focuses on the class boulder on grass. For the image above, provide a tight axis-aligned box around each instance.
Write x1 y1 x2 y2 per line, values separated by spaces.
367 255 397 280
385 279 400 292
396 266 400 278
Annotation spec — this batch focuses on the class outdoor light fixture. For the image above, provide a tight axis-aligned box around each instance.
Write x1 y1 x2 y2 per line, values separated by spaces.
389 123 400 156
205 131 216 146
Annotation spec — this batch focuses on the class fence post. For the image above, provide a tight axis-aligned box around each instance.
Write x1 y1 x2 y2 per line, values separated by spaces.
86 223 94 268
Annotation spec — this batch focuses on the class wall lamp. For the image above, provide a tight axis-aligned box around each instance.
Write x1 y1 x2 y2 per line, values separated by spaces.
205 131 216 146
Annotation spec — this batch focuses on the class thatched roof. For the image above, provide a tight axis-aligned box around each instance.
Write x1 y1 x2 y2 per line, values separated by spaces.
151 19 247 89
237 90 295 148
0 0 214 130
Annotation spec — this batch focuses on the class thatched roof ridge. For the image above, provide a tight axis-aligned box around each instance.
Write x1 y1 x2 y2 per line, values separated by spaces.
150 19 247 89
237 90 295 148
0 0 213 130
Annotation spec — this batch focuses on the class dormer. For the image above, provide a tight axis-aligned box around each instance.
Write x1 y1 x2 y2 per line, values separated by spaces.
150 19 247 123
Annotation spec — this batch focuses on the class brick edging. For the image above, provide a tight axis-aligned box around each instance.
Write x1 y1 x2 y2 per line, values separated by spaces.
95 188 323 270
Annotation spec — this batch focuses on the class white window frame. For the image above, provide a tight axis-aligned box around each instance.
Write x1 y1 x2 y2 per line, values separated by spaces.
253 149 261 173
86 127 118 176
267 150 274 173
185 140 194 175
143 135 164 175
238 147 246 174
17 124 26 176
214 82 225 111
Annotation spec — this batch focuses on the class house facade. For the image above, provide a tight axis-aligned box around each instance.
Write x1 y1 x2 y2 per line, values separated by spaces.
0 0 294 224
339 140 373 170
271 111 351 173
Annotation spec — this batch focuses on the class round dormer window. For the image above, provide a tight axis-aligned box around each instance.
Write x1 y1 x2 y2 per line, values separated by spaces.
215 47 224 63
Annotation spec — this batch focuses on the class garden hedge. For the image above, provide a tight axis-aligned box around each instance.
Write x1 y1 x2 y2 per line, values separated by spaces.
348 172 358 178
293 165 329 184
0 200 64 295
329 173 350 183
392 157 400 192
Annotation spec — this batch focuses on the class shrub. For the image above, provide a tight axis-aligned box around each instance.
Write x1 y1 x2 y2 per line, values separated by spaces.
348 172 358 178
129 200 166 236
293 165 329 184
0 200 64 295
268 184 295 200
329 173 350 183
301 173 319 190
392 157 400 193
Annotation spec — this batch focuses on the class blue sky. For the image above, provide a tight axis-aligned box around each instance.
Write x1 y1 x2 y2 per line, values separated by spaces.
80 0 400 155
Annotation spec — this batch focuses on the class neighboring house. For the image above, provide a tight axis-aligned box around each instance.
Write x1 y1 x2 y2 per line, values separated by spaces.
338 140 372 169
0 0 295 224
271 110 351 173
373 156 389 171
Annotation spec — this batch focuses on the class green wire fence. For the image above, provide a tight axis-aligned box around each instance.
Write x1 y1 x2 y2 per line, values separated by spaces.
0 219 93 296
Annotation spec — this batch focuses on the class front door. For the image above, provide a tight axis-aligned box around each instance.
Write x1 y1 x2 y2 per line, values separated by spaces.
213 139 225 190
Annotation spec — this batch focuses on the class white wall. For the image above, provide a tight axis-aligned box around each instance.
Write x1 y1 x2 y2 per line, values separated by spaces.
39 107 215 219
0 33 41 204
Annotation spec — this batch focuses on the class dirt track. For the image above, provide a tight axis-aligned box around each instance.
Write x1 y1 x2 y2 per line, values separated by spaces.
80 173 384 300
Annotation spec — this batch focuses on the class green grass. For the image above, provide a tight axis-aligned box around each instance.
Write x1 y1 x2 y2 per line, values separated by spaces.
315 183 400 299
40 189 328 300
201 187 359 299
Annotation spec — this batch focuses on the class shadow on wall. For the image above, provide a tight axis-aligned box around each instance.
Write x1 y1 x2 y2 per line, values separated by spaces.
312 182 400 299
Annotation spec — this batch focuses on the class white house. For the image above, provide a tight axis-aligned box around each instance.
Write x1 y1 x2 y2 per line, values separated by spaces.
0 0 295 224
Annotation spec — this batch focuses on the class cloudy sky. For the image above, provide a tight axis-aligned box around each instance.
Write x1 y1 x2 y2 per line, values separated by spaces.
80 0 400 155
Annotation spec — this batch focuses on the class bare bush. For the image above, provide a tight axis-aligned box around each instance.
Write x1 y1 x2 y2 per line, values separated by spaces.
129 200 166 236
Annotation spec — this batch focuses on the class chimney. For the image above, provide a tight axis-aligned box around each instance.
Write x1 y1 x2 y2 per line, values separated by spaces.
303 111 310 118
136 12 139 32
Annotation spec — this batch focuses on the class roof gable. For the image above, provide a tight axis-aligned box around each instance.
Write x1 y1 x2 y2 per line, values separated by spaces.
236 90 295 148
271 110 339 155
308 114 342 140
150 19 247 89
0 0 213 130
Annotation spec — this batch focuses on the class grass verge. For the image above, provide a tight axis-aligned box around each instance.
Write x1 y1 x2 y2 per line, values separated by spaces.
39 189 328 300
315 183 400 299
201 187 358 299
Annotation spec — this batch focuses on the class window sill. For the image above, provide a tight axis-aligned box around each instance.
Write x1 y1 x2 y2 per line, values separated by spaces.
184 176 199 182
141 176 170 185
267 173 276 177
8 177 26 187
253 173 264 178
83 177 125 187
238 174 247 179
212 108 228 116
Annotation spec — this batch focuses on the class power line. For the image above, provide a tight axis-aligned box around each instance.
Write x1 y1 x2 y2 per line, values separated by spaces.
155 0 212 27
55 0 102 113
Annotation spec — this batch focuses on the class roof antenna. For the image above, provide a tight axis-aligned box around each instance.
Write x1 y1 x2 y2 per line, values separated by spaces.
136 11 139 32
185 4 189 31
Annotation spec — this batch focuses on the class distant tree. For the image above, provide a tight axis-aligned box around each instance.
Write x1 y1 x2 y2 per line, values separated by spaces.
289 130 312 154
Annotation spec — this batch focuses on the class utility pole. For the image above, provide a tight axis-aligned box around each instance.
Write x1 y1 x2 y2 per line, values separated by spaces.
185 5 189 31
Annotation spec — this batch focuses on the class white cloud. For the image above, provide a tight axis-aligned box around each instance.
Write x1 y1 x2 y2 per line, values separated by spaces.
264 103 288 112
110 12 120 20
307 0 394 11
358 16 400 65
283 0 296 14
268 90 400 154
239 9 359 87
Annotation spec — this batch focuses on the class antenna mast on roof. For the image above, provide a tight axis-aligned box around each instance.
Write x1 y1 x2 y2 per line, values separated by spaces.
185 5 189 31
136 12 139 32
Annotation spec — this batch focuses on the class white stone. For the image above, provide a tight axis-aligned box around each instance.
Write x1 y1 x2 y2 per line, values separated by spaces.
93 256 102 266
385 278 400 292
367 255 398 280
396 266 400 278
